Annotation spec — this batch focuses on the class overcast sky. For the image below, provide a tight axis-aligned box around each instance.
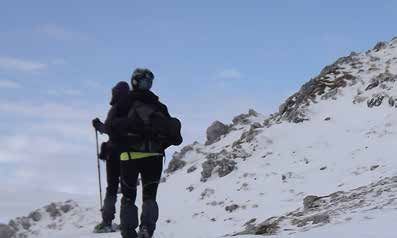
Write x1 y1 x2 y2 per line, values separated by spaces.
1 0 397 195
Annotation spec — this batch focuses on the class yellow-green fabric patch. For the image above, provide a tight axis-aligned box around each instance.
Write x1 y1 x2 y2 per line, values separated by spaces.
120 152 162 161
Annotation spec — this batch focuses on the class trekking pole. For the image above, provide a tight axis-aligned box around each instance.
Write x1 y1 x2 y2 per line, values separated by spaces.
95 129 103 211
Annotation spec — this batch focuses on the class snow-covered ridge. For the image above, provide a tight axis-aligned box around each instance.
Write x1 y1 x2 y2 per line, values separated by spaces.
159 36 397 237
236 175 397 236
167 36 397 179
272 37 397 124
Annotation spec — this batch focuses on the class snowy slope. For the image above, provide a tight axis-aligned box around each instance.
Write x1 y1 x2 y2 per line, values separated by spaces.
3 37 397 238
0 187 94 223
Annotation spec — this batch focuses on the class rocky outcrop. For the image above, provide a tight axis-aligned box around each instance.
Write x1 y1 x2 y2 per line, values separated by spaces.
373 41 387 52
259 51 364 125
225 204 239 213
234 217 281 236
205 121 229 145
187 165 197 173
291 213 330 227
367 95 384 108
217 159 237 177
303 195 321 210
200 188 215 200
165 145 194 173
201 158 237 182
278 71 356 123
0 224 15 238
200 148 249 182
366 72 397 90
232 109 259 125
238 123 262 143
201 159 217 181
362 71 397 108
7 200 78 238
45 203 62 219
235 176 397 236
166 157 186 174
28 210 42 222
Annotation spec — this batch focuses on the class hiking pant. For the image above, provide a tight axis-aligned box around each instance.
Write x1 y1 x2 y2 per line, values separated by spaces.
102 152 120 224
120 155 163 238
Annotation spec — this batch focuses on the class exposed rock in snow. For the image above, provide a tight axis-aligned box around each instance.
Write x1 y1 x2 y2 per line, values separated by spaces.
60 203 74 214
260 41 397 126
303 195 321 210
165 145 194 173
201 159 217 181
45 203 62 219
200 149 244 182
186 185 194 192
238 124 262 143
214 158 237 177
0 224 15 238
165 157 186 173
367 95 384 108
232 109 259 125
225 204 239 213
187 165 197 173
236 216 281 236
373 41 387 52
237 176 397 236
7 200 80 238
205 121 229 145
28 210 42 222
276 71 356 123
200 188 215 200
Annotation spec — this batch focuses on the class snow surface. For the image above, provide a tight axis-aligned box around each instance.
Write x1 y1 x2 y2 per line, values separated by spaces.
5 37 397 238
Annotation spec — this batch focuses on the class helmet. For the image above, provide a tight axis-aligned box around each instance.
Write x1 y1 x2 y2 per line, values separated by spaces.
131 68 154 90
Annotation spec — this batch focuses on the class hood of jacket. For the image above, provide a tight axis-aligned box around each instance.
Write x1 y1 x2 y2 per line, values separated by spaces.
110 81 130 106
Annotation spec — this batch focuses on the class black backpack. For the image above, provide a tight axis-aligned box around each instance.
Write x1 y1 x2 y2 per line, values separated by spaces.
127 101 182 152
153 116 183 147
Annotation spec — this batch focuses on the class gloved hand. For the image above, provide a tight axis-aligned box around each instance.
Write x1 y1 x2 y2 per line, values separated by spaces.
92 118 103 130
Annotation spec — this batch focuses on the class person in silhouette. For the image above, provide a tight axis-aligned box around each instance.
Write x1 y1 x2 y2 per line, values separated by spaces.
106 68 182 238
92 81 131 233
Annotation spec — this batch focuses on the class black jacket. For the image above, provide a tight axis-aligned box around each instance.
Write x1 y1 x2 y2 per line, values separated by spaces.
95 82 130 140
96 81 130 160
104 82 131 144
108 90 171 153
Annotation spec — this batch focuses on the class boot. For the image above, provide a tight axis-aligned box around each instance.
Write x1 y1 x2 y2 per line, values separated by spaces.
139 200 158 237
138 225 151 238
93 221 115 233
120 196 139 238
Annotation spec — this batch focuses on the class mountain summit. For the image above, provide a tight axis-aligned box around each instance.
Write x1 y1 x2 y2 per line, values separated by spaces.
162 36 397 237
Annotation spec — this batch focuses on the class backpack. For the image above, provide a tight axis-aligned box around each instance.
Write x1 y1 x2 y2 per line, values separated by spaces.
127 101 182 152
152 116 183 147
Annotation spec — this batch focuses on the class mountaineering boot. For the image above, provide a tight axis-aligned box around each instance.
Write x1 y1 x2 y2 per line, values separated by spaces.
120 196 139 238
102 194 118 223
138 225 151 238
139 200 159 237
93 221 115 233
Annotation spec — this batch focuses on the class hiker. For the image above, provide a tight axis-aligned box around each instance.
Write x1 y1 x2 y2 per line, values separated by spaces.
92 81 131 233
107 68 182 238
